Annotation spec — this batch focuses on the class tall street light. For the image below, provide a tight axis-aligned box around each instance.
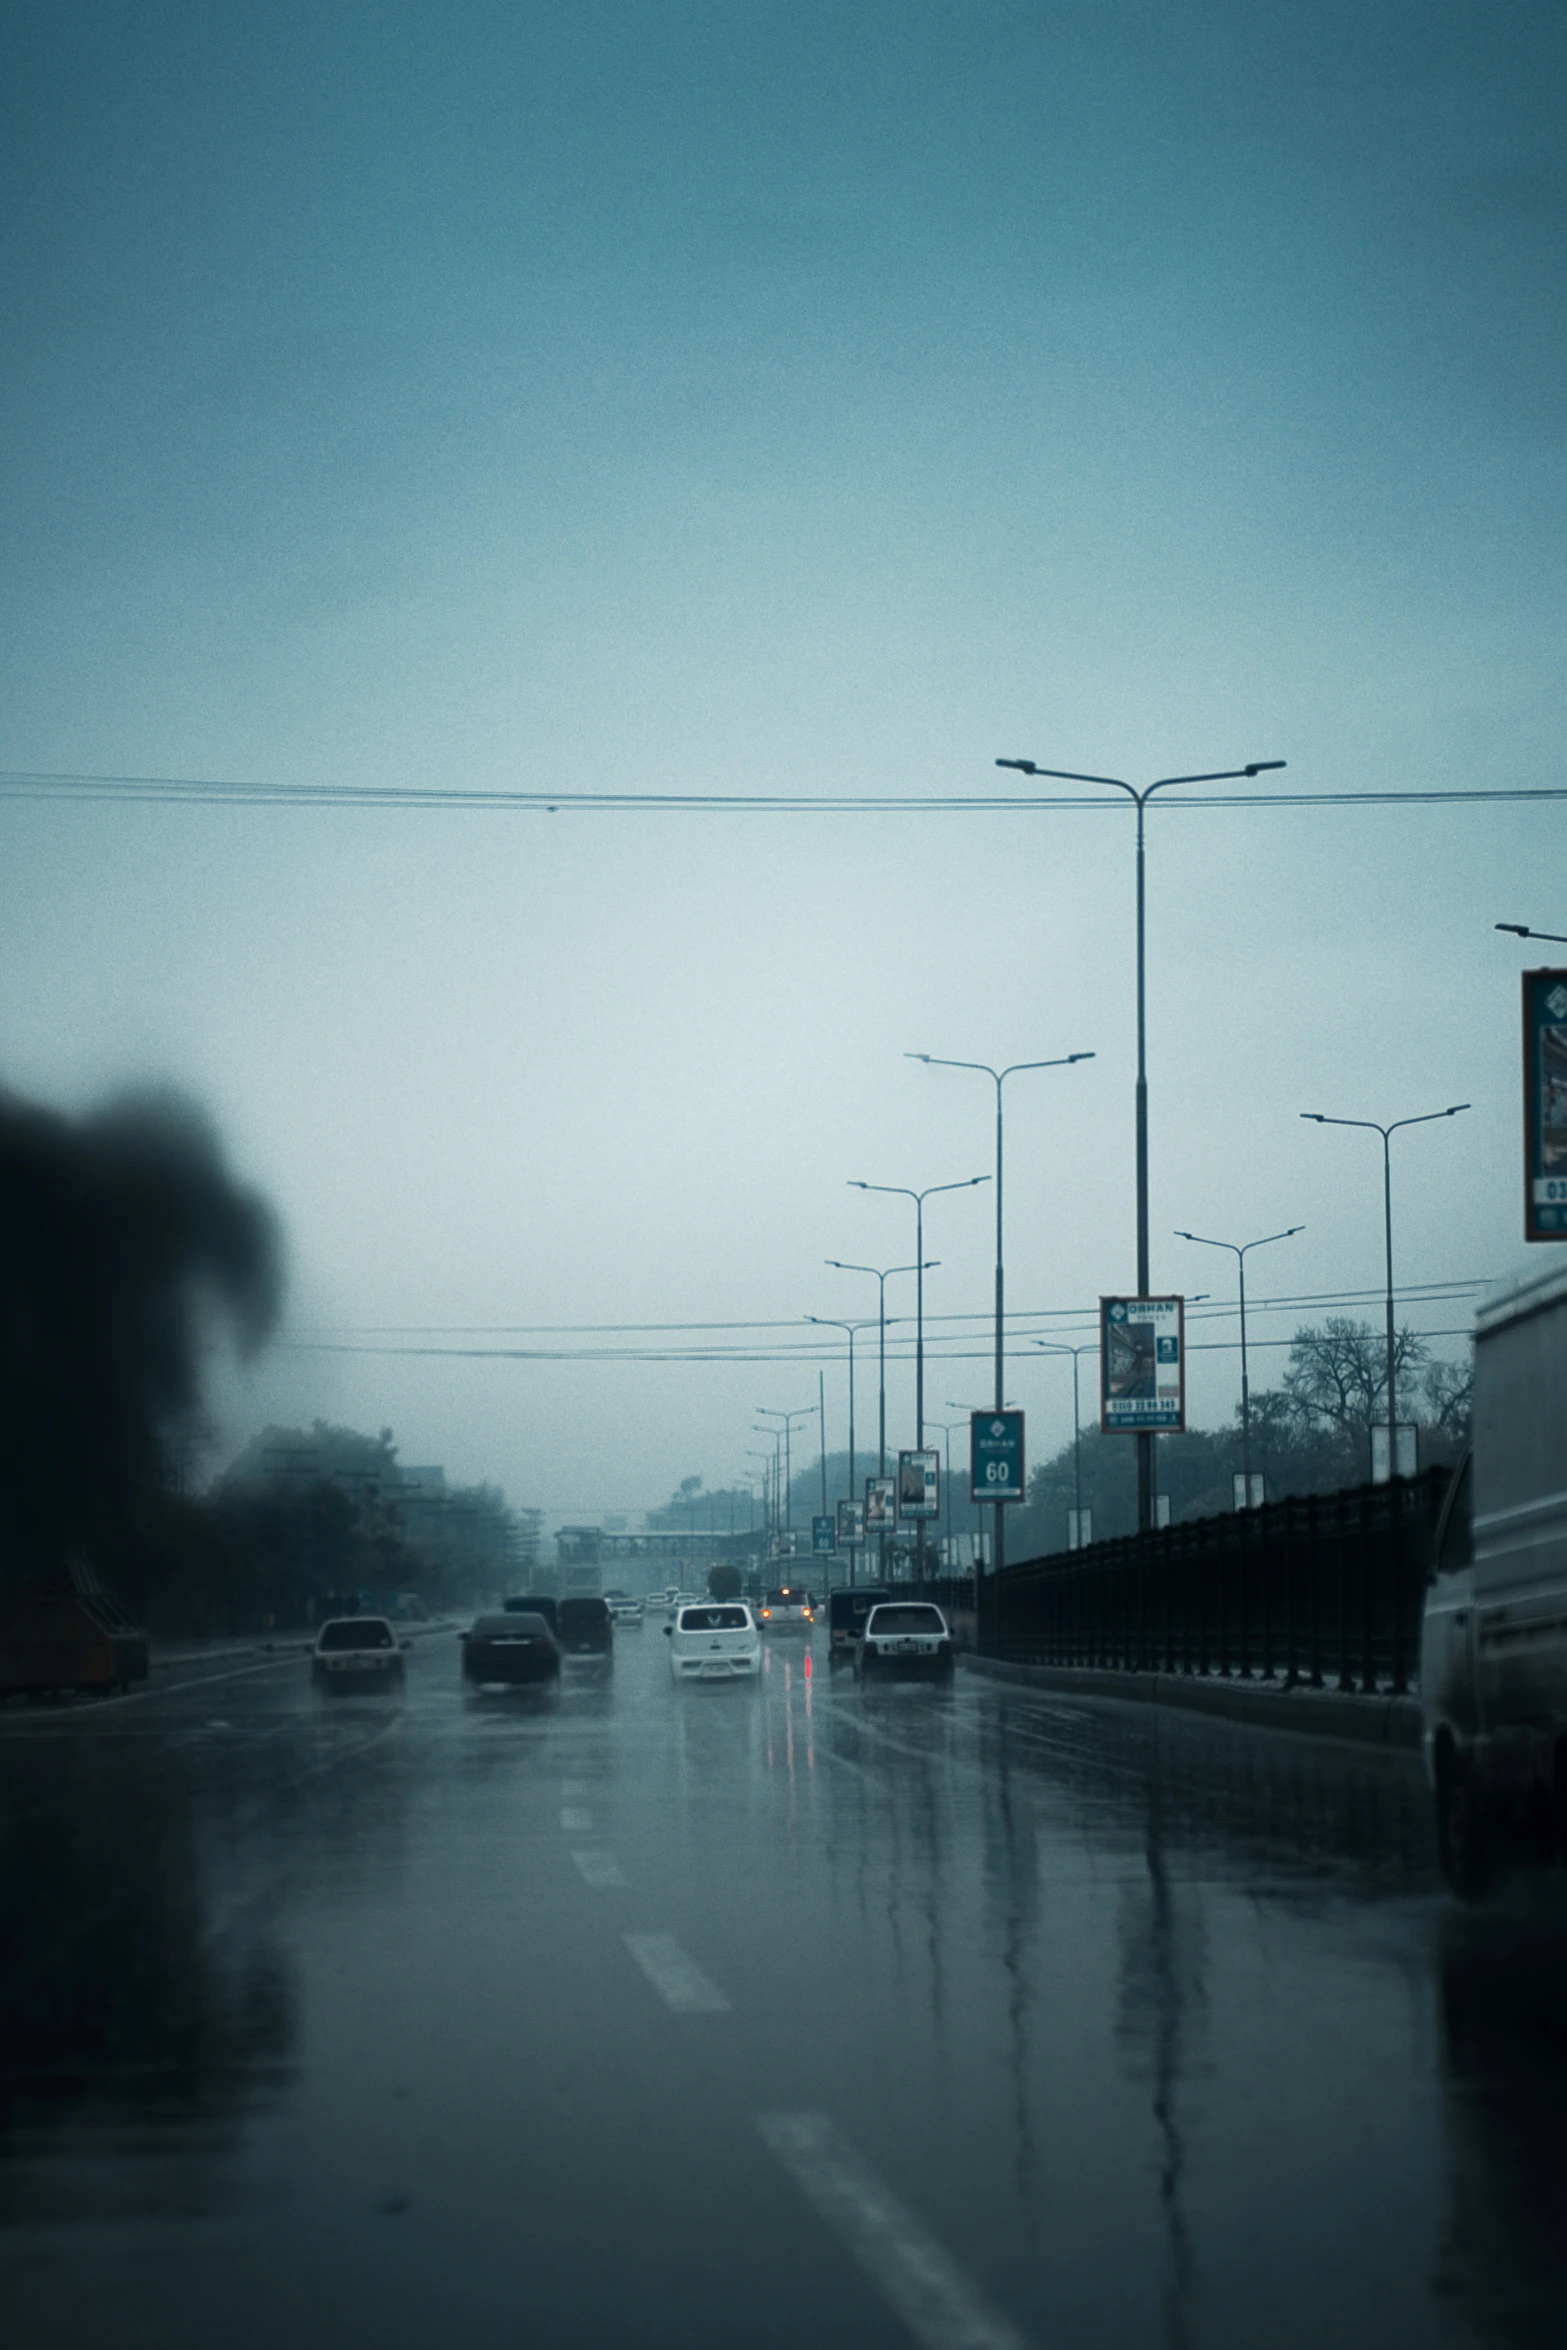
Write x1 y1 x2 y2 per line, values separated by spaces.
1300 1106 1470 1479
847 1177 988 1453
1030 1340 1098 1548
850 1175 988 1589
750 1430 781 1541
1173 1225 1303 1503
757 1405 814 1536
805 1314 876 1585
908 1053 1093 1574
825 1260 928 1473
997 752 1285 1530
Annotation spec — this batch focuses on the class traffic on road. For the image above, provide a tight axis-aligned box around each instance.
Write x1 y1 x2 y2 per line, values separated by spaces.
4 1612 1566 2350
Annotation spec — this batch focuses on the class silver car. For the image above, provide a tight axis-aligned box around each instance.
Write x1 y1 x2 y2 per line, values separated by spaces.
758 1584 816 1634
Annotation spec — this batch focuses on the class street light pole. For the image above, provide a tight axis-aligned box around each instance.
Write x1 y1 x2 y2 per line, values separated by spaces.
758 1405 814 1536
848 1177 987 1585
1173 1225 1303 1501
751 1426 783 1543
806 1315 876 1588
826 1261 928 1474
997 753 1285 1529
745 1450 771 1547
1300 1106 1470 1477
1030 1341 1098 1545
908 1054 1093 1574
847 1178 988 1453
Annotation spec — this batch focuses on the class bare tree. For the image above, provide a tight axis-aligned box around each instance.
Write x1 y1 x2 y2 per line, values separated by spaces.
1282 1317 1429 1436
1424 1353 1475 1442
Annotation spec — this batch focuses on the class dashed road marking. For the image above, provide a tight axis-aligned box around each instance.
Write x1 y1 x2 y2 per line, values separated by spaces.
623 1932 731 2013
756 2111 1032 2350
572 1850 626 1887
560 1805 593 1832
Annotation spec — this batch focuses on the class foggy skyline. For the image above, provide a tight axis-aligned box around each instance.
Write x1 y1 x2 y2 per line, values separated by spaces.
2 4 1562 1523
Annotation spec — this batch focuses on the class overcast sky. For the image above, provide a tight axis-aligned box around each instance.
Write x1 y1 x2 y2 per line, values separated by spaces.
2 3 1562 1525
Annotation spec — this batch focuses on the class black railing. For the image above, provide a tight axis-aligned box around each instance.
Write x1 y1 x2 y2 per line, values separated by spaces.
967 1468 1449 1696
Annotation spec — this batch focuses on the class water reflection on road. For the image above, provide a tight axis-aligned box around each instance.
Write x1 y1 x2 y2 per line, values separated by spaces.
1 1628 1564 2348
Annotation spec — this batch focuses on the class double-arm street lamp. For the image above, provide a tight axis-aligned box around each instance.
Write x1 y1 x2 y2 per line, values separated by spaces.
805 1314 877 1584
908 1053 1093 1572
1300 1106 1470 1478
757 1405 815 1535
847 1177 989 1453
1173 1225 1303 1503
826 1259 931 1473
996 752 1285 1530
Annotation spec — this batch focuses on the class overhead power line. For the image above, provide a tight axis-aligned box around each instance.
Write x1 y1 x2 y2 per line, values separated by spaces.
288 1276 1490 1344
1 769 1564 813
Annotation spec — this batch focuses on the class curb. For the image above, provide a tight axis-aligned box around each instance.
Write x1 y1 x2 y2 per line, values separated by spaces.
958 1652 1422 1752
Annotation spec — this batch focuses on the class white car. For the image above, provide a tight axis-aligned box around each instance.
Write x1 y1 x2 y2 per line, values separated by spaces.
856 1602 955 1678
666 1602 761 1682
605 1592 644 1625
312 1616 406 1684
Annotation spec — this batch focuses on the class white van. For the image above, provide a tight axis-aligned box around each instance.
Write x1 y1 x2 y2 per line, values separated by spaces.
1420 1258 1567 1897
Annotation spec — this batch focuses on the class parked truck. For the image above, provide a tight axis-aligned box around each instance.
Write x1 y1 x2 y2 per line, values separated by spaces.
1420 1257 1567 1897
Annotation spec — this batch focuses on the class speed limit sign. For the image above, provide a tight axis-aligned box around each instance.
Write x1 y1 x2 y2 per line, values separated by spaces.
969 1410 1024 1502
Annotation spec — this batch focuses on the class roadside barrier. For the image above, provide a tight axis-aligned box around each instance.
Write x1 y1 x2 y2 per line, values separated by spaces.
957 1468 1448 1697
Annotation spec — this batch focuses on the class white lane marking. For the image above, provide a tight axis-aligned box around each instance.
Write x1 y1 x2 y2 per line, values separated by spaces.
756 2112 1032 2350
560 1805 593 1832
623 1932 731 2013
572 1850 626 1887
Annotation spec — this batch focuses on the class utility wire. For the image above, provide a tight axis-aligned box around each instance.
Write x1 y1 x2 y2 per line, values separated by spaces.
2 769 1564 812
290 1276 1488 1340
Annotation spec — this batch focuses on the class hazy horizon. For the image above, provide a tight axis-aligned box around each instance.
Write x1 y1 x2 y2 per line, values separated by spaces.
4 3 1562 1527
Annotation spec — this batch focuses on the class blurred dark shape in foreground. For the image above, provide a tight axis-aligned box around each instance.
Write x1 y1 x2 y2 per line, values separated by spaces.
0 1085 282 1577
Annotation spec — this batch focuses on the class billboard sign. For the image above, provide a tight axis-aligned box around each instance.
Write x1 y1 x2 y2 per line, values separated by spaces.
836 1497 865 1547
1523 968 1567 1240
897 1448 940 1519
969 1410 1025 1503
1100 1296 1185 1432
811 1514 836 1556
864 1476 897 1532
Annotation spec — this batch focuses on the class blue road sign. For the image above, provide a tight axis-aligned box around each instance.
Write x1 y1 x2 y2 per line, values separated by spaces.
811 1515 836 1556
969 1410 1024 1503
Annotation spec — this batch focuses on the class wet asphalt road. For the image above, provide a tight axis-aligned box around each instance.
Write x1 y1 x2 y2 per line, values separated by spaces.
3 1623 1566 2350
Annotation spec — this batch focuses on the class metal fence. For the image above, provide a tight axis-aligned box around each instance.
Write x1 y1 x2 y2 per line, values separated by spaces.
958 1468 1450 1696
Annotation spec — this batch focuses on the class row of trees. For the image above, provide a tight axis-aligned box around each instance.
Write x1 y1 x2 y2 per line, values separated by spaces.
106 1421 535 1636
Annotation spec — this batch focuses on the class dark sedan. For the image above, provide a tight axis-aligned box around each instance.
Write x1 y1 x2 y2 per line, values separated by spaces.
460 1611 560 1686
556 1596 613 1656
